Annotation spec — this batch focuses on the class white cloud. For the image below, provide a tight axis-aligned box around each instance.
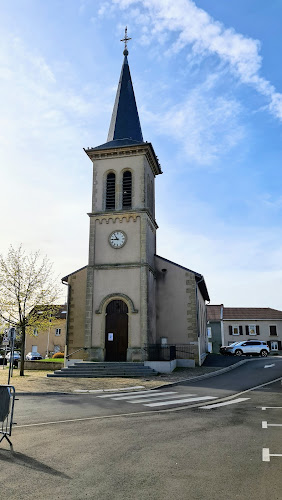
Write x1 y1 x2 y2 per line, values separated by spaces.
0 34 114 278
156 215 282 308
143 75 244 165
112 0 282 121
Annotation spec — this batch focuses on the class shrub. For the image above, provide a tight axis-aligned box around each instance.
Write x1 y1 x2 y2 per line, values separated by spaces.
52 352 64 359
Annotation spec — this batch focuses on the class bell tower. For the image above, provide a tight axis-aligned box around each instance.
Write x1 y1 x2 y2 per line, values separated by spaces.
84 31 162 361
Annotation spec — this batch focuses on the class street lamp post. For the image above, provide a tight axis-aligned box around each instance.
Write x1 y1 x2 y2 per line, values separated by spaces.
46 313 52 358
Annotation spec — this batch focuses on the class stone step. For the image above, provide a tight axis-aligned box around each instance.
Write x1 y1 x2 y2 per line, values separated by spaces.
47 360 158 378
72 363 146 368
54 366 155 372
52 371 156 376
60 367 152 372
47 371 157 378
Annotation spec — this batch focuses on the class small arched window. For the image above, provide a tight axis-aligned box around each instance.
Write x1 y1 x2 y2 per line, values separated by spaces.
122 171 132 209
106 173 116 210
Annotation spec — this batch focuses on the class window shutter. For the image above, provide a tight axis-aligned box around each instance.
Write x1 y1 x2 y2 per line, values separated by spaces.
267 341 271 349
245 325 249 335
106 173 116 210
256 325 260 335
229 325 232 335
122 171 132 209
239 326 243 335
278 341 282 350
270 325 277 336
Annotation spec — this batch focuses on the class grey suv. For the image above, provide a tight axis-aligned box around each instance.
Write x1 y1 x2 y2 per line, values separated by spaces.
220 340 270 357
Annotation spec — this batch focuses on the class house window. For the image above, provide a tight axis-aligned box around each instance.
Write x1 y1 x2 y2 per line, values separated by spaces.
246 325 260 335
207 327 212 338
31 345 38 353
54 345 60 353
270 325 277 336
160 337 168 345
122 171 132 209
271 341 278 351
33 329 38 336
105 173 116 209
55 328 61 336
249 325 256 335
232 326 240 335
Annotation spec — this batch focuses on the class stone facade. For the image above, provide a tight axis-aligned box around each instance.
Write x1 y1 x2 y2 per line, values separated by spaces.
62 51 210 366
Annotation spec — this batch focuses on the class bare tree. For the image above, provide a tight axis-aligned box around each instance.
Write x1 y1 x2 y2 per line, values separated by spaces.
0 245 62 376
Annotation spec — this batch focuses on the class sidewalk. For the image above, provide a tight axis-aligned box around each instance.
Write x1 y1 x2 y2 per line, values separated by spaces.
0 365 223 393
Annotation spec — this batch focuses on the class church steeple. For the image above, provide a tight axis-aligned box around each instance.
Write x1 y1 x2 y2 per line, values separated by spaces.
107 29 143 144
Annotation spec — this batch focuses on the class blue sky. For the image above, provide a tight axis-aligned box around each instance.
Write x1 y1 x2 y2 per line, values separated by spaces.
1 0 282 308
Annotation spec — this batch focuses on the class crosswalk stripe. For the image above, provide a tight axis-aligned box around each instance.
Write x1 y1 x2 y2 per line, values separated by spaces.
111 392 175 400
200 397 250 409
128 394 195 404
144 396 217 407
97 390 160 398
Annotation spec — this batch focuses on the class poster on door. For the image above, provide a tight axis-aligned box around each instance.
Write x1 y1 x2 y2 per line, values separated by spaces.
108 333 114 341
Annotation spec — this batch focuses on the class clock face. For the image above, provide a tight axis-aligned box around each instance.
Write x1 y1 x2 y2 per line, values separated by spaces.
109 231 127 248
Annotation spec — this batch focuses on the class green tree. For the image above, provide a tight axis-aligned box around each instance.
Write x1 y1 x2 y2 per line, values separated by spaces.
0 245 62 376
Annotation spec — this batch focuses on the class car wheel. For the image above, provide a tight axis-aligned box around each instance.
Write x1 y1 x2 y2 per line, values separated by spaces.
260 350 268 357
235 349 243 356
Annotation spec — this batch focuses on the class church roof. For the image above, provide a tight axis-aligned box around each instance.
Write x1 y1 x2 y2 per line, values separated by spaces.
86 43 150 154
155 255 210 301
107 53 143 144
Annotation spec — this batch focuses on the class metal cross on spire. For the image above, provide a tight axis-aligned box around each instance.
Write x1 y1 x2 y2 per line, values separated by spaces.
120 26 131 55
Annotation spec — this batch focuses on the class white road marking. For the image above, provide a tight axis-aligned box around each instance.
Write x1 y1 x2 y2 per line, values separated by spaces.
128 394 195 404
262 448 282 462
263 448 270 462
98 390 161 398
144 396 217 407
261 407 282 411
264 364 275 368
262 421 282 429
200 398 250 409
103 386 145 392
112 391 177 400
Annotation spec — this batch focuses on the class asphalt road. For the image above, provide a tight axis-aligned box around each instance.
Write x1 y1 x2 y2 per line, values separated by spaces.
1 359 282 499
12 358 282 424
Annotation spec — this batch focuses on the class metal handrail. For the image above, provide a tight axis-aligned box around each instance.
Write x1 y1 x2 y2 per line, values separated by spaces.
65 347 88 359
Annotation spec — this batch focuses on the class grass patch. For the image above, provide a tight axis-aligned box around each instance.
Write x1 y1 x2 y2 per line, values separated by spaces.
39 358 64 362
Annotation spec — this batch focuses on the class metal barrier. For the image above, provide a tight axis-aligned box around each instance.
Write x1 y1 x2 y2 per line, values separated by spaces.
143 344 195 361
0 385 16 451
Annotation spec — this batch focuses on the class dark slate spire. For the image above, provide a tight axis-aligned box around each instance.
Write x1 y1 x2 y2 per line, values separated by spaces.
107 45 143 143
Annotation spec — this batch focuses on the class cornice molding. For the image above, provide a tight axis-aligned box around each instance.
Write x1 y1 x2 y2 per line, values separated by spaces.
89 262 156 275
87 209 158 229
85 143 162 177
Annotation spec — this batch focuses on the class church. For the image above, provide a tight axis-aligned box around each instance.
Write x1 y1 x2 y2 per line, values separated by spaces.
62 33 210 367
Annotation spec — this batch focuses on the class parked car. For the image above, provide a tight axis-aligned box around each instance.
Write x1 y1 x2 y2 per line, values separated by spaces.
26 352 43 361
220 342 240 355
5 351 21 361
5 350 21 367
220 340 270 357
0 353 7 365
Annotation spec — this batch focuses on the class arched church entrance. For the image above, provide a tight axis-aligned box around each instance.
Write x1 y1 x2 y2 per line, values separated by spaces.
105 300 128 361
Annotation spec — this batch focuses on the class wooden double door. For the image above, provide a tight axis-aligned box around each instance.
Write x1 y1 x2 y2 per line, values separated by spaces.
105 300 128 361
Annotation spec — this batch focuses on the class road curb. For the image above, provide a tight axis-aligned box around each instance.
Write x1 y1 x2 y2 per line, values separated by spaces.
151 359 249 390
15 361 249 396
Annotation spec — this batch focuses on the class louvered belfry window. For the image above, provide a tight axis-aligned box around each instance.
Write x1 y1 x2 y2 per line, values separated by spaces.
122 171 132 209
106 173 116 210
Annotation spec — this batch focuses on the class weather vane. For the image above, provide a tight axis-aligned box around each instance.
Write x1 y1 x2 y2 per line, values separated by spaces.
120 26 131 55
